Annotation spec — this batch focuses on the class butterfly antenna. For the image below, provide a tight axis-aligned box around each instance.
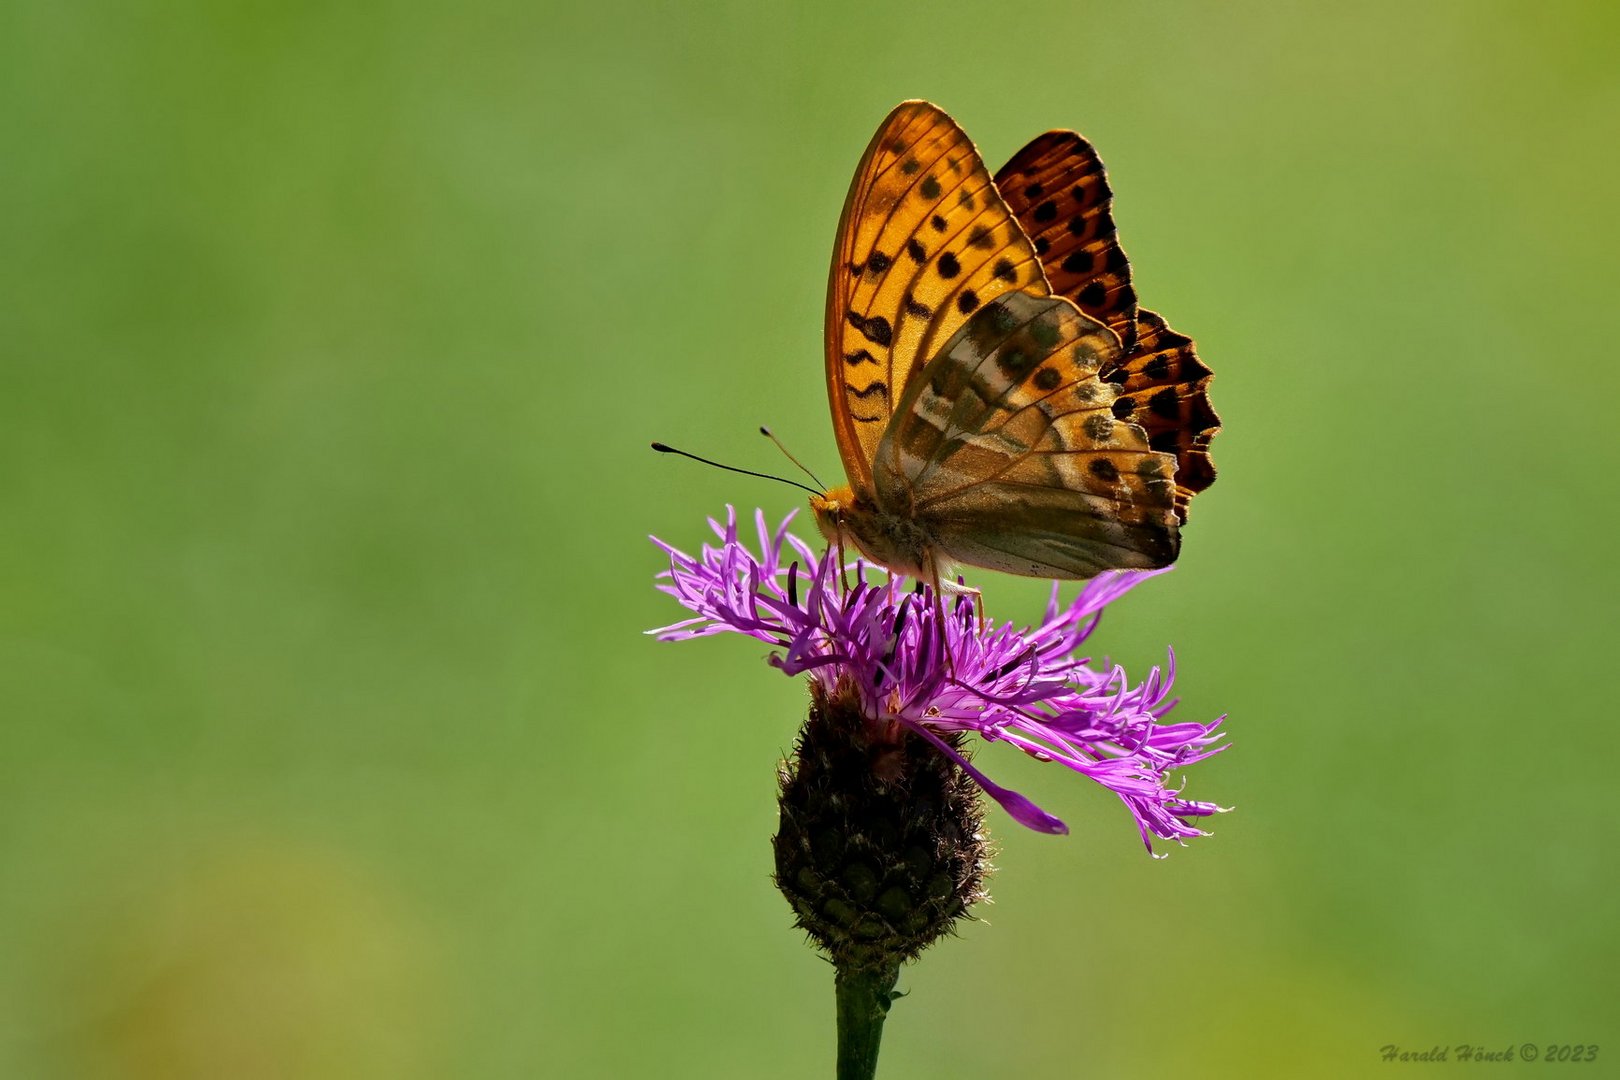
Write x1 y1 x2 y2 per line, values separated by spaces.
650 442 821 497
758 426 828 491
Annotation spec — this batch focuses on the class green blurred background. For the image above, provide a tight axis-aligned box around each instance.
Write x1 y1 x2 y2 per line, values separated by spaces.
3 1 1617 1077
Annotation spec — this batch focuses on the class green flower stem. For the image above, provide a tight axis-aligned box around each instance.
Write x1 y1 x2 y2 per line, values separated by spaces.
834 961 901 1080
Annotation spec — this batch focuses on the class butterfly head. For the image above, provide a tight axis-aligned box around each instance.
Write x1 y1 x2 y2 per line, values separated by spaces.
811 485 932 580
809 486 853 546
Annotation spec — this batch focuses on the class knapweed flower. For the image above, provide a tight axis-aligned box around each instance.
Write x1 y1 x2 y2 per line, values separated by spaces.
651 507 1227 853
653 507 1229 1075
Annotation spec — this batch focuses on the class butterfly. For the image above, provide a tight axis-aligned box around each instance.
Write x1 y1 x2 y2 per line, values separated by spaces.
809 100 1218 587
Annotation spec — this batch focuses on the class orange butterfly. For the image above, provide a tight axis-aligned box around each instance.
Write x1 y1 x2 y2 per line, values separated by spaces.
810 101 1218 588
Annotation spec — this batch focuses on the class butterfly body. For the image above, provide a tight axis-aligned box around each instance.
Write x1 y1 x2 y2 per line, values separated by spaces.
817 102 1217 583
811 485 932 580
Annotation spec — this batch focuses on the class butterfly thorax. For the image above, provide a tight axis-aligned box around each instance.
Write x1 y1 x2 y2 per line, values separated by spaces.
811 484 934 579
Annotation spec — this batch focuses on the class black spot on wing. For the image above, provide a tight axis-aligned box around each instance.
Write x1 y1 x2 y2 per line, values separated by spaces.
996 347 1035 377
1061 250 1093 274
846 310 893 347
1029 318 1060 349
988 303 1019 335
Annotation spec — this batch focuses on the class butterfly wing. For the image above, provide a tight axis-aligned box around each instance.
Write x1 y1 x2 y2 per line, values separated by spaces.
826 101 1056 497
997 130 1219 521
1105 309 1219 519
994 131 1139 353
876 292 1181 576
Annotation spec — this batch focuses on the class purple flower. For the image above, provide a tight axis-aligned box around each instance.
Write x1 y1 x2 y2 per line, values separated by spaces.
651 507 1228 854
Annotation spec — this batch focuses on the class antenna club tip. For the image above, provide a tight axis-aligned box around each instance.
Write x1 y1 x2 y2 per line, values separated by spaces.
758 426 771 436
650 442 672 453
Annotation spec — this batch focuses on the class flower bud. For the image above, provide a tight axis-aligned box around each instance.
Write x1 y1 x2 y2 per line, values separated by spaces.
773 680 989 971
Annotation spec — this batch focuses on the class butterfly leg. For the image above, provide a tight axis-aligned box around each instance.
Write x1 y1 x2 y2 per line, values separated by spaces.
942 579 985 632
921 552 968 678
833 529 849 596
927 568 952 678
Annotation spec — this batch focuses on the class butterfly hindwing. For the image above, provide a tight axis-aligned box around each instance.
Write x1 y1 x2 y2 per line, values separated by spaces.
1103 309 1220 520
826 101 1052 495
876 293 1180 575
925 484 1179 577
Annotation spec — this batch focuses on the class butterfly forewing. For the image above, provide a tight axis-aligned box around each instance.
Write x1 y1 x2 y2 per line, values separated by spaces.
995 131 1139 354
826 101 1053 496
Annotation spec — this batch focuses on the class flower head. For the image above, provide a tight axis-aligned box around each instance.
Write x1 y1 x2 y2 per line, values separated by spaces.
651 507 1227 854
